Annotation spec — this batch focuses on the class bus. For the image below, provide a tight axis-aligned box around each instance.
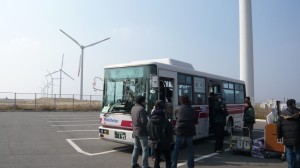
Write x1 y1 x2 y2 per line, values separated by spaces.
99 58 245 144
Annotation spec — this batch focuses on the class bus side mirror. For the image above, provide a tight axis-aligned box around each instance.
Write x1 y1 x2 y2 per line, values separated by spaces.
151 75 159 88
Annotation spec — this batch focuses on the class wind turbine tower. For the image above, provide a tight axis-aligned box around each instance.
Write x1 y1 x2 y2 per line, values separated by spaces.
46 70 54 97
42 80 49 98
47 54 74 99
239 0 254 102
60 29 110 101
46 70 61 98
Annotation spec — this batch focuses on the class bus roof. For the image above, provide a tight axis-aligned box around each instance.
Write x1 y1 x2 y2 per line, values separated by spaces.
104 58 244 84
105 58 194 70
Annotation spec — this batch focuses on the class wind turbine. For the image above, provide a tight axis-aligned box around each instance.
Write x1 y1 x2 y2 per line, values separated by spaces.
46 70 54 98
239 0 254 102
39 86 46 98
46 70 61 98
45 77 50 98
42 80 49 98
59 29 110 100
47 54 74 99
39 87 43 96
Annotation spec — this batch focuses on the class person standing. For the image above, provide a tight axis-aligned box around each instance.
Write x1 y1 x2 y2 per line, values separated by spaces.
147 100 173 168
212 94 228 153
131 95 150 168
171 94 197 168
243 100 255 139
277 99 300 168
208 92 215 134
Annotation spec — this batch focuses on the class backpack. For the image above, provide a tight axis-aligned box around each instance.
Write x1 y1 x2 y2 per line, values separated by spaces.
148 119 167 149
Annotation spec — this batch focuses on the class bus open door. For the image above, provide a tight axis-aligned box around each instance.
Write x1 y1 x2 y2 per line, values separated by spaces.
208 82 221 134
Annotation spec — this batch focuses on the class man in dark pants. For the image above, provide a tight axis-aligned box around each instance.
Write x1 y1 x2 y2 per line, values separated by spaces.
243 100 255 139
208 92 215 134
212 94 228 153
171 94 198 168
277 99 300 168
131 95 150 168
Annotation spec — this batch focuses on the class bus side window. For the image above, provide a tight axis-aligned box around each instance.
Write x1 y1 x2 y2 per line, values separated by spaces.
159 81 166 102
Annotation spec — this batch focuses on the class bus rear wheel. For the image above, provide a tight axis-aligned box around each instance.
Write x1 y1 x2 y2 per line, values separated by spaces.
226 118 233 136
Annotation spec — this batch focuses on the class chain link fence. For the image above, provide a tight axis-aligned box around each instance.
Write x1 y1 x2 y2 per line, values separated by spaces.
0 92 102 111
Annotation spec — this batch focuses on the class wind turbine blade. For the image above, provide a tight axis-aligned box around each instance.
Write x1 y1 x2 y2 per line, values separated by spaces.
78 54 82 77
62 70 74 80
47 70 60 76
46 69 53 78
61 54 64 69
85 37 110 48
59 29 82 47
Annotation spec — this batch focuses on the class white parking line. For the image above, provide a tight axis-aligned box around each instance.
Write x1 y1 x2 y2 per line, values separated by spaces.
52 124 99 126
57 130 98 133
48 120 99 122
177 136 262 167
66 138 132 156
177 148 231 167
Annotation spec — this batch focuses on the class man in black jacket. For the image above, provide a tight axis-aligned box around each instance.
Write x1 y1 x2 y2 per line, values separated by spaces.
277 99 300 168
171 94 197 168
212 94 228 153
147 100 173 168
131 95 150 168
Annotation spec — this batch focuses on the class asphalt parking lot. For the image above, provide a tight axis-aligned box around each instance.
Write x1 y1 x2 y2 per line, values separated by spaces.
0 111 287 168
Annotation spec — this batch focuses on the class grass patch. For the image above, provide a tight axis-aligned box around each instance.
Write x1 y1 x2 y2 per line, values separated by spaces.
0 98 101 111
254 105 273 120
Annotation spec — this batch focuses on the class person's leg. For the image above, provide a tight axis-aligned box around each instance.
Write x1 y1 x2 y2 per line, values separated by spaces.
214 124 218 151
140 136 149 168
186 136 194 168
249 124 254 140
149 141 155 160
151 146 156 160
214 124 222 151
163 148 171 168
243 124 253 140
132 136 141 167
220 125 225 150
154 146 161 168
285 145 294 168
295 145 300 168
243 124 250 137
171 135 184 168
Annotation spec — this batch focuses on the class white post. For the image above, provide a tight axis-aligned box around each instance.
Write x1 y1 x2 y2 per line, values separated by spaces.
239 0 254 102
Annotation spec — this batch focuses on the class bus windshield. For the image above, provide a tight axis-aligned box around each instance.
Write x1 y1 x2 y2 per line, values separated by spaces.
102 65 157 113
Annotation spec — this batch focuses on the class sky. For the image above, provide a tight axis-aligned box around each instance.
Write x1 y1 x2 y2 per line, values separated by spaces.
0 0 299 103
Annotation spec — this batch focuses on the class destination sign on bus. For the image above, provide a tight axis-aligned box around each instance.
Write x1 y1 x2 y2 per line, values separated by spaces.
109 67 144 79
